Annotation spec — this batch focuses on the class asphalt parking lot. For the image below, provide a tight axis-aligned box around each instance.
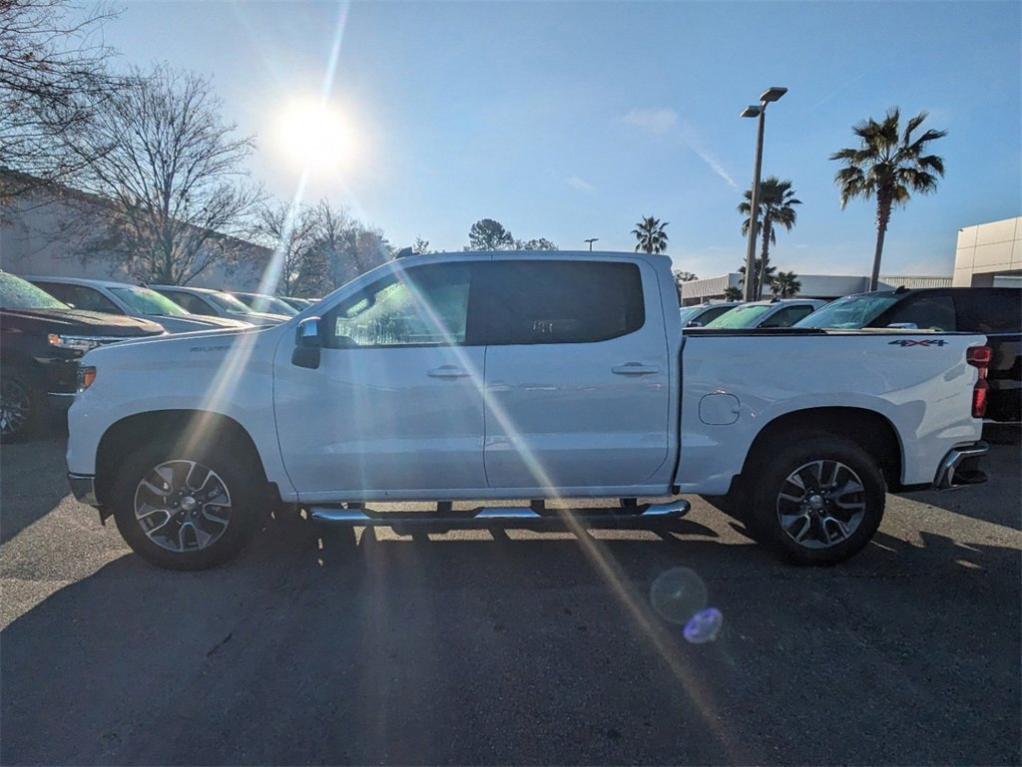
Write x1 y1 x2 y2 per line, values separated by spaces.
1 431 1020 766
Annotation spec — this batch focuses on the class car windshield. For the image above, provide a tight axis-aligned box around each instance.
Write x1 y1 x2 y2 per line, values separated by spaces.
0 273 70 311
795 294 902 329
239 293 298 316
205 290 257 315
704 304 773 328
110 286 189 316
678 306 701 324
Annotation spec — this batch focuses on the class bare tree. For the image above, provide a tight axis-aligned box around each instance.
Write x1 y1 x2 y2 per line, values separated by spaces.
251 200 321 295
61 64 260 284
0 0 119 195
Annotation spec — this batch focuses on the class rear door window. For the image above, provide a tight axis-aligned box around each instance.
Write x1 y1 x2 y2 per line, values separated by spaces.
953 290 1021 333
475 260 644 344
881 294 957 331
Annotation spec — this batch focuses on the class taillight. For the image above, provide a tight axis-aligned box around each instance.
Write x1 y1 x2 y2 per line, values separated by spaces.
967 345 991 419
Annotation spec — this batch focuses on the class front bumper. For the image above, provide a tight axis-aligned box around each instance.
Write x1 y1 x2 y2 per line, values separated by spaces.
46 391 76 411
68 473 99 507
934 441 989 489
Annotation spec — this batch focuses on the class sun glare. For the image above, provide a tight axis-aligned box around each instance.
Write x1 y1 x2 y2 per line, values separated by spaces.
274 98 355 172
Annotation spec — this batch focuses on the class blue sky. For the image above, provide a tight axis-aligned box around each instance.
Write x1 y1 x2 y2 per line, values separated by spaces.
103 1 1020 278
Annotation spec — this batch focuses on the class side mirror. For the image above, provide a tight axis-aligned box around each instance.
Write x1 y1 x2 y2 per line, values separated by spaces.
686 320 703 328
292 316 322 369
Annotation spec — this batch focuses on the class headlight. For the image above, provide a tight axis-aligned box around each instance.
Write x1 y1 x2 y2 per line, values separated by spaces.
48 334 104 353
77 365 97 391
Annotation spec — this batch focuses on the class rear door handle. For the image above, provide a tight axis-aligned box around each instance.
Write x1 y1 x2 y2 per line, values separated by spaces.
428 365 470 379
612 363 660 376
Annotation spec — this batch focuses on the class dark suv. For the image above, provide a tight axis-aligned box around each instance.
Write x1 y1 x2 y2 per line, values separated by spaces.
797 287 1021 422
0 273 164 440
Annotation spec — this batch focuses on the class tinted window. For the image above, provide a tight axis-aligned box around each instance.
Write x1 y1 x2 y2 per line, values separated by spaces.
698 305 736 324
761 305 815 328
325 263 472 348
161 291 216 316
953 290 1021 333
66 285 121 314
477 260 644 344
882 294 956 331
31 281 77 306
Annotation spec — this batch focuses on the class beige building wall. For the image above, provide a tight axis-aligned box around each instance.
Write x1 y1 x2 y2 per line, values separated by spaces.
953 216 1022 287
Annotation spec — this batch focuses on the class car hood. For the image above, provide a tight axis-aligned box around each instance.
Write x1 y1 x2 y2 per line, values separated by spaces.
0 307 165 337
81 322 280 367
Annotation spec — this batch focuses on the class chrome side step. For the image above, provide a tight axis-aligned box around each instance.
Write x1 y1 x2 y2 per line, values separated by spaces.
308 499 689 528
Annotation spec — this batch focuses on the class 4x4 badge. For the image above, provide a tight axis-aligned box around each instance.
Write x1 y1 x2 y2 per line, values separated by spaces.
888 339 948 347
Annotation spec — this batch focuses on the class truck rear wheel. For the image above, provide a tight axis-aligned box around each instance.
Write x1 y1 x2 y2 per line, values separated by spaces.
747 435 885 565
110 439 268 570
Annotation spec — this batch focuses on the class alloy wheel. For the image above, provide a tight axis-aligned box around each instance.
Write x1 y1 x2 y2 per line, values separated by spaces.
134 460 232 552
775 459 867 549
0 379 31 438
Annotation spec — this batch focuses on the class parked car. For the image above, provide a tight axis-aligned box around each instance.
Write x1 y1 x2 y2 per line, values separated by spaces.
67 251 990 570
679 302 739 327
281 296 316 310
151 285 288 326
797 287 1021 422
229 291 299 317
25 276 254 334
703 298 827 329
0 272 164 441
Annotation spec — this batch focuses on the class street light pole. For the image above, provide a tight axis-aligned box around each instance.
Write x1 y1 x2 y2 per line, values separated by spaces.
584 238 598 251
740 87 787 302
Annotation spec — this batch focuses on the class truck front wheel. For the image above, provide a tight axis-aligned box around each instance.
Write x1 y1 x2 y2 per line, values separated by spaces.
748 435 885 565
110 440 268 570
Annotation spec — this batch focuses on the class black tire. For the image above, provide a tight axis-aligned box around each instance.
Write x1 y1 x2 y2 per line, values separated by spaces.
0 366 40 443
110 437 269 570
746 434 885 565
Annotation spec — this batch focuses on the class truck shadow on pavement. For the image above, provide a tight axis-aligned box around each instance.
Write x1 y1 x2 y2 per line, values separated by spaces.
2 503 1020 766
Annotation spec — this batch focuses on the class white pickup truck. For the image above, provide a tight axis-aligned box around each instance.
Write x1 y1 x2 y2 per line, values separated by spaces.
66 251 991 570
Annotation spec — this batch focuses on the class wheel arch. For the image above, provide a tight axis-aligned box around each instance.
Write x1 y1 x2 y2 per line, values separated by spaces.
740 406 905 490
94 409 274 512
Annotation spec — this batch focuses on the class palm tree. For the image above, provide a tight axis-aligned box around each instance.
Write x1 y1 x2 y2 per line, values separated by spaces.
632 216 669 254
738 177 801 300
771 271 802 298
723 286 742 301
737 259 775 299
831 108 946 290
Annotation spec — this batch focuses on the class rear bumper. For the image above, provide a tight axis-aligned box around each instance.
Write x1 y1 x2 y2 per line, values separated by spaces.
934 441 989 489
68 473 99 507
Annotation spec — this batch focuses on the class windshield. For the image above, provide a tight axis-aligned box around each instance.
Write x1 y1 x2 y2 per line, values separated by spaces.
0 273 70 311
678 306 701 324
704 304 773 329
238 293 298 316
110 286 189 316
795 294 901 329
205 290 257 315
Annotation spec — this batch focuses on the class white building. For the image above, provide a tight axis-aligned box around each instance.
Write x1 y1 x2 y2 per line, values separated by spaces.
680 272 951 305
0 173 272 291
952 216 1021 288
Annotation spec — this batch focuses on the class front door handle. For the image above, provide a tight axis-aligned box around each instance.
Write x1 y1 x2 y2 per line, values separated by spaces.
428 365 470 379
612 363 660 376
